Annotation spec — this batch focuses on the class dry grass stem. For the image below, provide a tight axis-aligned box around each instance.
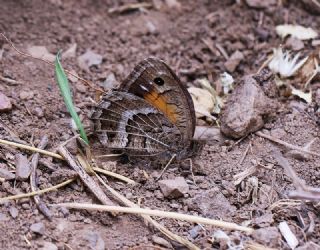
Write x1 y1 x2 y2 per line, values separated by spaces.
108 2 152 13
94 174 200 250
0 74 21 85
256 131 320 157
30 135 52 219
58 146 115 206
92 167 136 185
0 138 134 184
0 138 63 159
55 202 254 234
0 178 75 202
273 150 320 201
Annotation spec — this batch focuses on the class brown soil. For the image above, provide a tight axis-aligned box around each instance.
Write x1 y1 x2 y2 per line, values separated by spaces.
0 0 320 249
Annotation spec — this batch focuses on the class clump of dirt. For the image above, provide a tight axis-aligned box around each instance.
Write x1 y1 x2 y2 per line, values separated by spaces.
0 0 320 249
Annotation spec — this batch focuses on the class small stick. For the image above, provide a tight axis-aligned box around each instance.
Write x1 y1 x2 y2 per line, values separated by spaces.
0 138 135 184
58 146 115 206
215 43 229 60
92 167 136 185
273 150 320 201
30 135 52 220
94 174 199 250
0 75 21 85
108 2 152 13
156 154 176 181
55 202 254 234
256 131 320 157
0 178 75 202
0 138 63 159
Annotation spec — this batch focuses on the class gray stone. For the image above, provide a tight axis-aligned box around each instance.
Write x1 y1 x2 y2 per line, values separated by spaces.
9 206 19 218
159 177 189 199
15 154 31 181
186 187 236 219
30 222 46 235
0 165 15 180
0 92 12 112
85 231 105 250
152 235 173 249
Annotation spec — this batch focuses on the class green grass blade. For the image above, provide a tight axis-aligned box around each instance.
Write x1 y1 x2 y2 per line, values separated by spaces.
55 53 89 145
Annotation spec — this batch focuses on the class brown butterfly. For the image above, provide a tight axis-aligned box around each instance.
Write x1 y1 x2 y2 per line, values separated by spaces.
90 58 196 161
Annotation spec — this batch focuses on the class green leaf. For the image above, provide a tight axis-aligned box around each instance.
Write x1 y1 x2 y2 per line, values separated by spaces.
55 53 89 145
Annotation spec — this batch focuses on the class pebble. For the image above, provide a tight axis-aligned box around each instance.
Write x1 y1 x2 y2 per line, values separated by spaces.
78 50 103 72
101 73 118 91
158 177 189 199
30 222 46 235
20 90 34 100
152 236 173 249
188 225 202 239
0 213 10 221
0 92 12 112
224 50 244 73
85 231 105 250
252 227 281 248
9 206 19 218
245 0 277 9
0 165 15 180
15 154 31 181
286 37 304 51
40 242 58 250
220 73 278 138
33 107 44 117
186 187 236 219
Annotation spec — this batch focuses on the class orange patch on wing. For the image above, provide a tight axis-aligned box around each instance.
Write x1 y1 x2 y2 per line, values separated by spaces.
143 90 177 124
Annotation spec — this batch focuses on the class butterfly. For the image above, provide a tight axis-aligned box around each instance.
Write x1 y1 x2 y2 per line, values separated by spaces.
90 58 196 162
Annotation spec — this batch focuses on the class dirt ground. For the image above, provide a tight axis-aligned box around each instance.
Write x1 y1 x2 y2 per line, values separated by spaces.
0 0 320 249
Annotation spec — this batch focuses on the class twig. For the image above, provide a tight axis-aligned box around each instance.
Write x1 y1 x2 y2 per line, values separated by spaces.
215 43 229 60
201 38 219 57
0 75 21 85
30 135 52 220
54 202 254 234
58 146 115 206
0 33 103 93
256 131 320 157
272 150 320 201
0 138 63 159
108 2 152 13
0 178 75 202
0 138 134 184
92 167 136 185
94 174 200 250
156 154 176 181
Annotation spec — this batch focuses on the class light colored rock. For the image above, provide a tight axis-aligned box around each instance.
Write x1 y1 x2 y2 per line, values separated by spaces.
15 154 31 181
159 177 189 198
40 242 58 250
78 50 103 72
152 235 173 249
186 188 236 219
245 0 277 9
0 165 15 180
0 92 12 112
30 222 45 235
220 74 278 138
27 46 55 62
224 50 244 73
9 206 19 218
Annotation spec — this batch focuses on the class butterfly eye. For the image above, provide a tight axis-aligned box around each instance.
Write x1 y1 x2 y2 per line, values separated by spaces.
153 77 164 86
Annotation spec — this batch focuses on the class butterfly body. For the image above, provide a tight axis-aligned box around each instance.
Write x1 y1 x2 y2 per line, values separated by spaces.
91 58 196 161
